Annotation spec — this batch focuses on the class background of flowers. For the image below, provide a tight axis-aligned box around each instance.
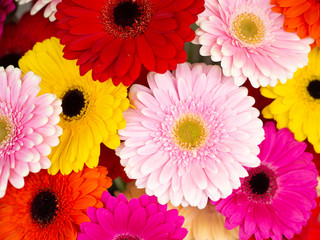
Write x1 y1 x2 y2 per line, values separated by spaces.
0 0 320 240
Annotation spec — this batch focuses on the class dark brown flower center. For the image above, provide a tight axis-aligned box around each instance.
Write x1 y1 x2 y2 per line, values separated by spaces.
114 1 142 27
307 80 320 99
243 165 278 204
0 53 21 68
114 233 143 240
30 189 59 226
62 89 86 118
101 0 153 40
249 172 270 195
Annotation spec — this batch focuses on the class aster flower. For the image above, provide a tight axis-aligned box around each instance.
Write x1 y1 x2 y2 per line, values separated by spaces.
261 46 320 153
0 167 112 240
193 0 313 88
19 37 129 175
116 62 264 208
78 191 187 240
99 143 131 182
16 0 61 21
214 122 318 240
121 181 239 240
0 66 62 198
271 0 320 47
55 0 205 86
0 0 15 38
0 10 58 68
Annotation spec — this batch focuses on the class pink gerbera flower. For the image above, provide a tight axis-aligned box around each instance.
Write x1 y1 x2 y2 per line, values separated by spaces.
16 0 61 21
193 0 313 88
117 63 264 209
0 0 15 37
214 122 318 240
0 66 62 198
78 192 187 240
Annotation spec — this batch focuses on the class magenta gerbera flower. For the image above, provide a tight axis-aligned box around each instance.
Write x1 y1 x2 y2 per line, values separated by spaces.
0 0 15 37
214 122 318 240
117 63 264 209
193 0 313 88
78 191 187 240
0 66 62 198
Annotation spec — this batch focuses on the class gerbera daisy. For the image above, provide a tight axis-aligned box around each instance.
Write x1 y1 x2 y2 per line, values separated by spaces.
116 62 264 208
0 167 112 240
16 0 61 21
261 46 320 153
214 122 318 240
0 10 57 68
55 0 205 86
0 0 15 37
0 66 62 198
193 0 313 88
121 181 240 240
99 143 131 182
19 37 129 175
271 0 320 47
78 191 187 240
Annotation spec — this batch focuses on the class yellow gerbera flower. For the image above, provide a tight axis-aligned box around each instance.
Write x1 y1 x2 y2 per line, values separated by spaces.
261 47 320 152
19 37 129 175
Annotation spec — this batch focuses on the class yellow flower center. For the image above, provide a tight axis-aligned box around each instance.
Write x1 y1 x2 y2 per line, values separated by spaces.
0 116 12 146
232 12 265 46
172 114 208 150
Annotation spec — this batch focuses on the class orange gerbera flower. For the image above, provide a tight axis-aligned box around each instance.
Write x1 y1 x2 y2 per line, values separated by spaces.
0 167 112 240
271 0 320 46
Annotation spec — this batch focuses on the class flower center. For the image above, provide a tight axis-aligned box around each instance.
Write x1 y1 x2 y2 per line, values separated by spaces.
231 12 265 47
61 88 87 119
307 80 320 99
243 165 278 204
172 114 208 150
0 53 21 68
0 116 13 147
101 0 153 40
113 233 143 240
114 1 141 27
249 172 269 195
30 189 59 226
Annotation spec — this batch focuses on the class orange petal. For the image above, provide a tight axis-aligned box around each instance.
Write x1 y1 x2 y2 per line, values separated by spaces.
283 2 312 18
284 15 305 28
73 196 97 209
278 0 308 7
297 24 309 38
309 19 320 38
304 5 320 25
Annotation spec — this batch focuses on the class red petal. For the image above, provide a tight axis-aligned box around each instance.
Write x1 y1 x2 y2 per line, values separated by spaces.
68 32 104 51
71 0 104 11
70 23 103 35
149 18 177 33
100 39 123 66
136 36 155 71
154 57 168 73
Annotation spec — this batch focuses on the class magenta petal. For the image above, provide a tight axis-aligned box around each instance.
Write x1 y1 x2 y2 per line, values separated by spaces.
272 198 304 223
114 202 130 232
84 223 107 240
255 204 271 235
86 207 98 223
128 207 147 234
96 208 117 236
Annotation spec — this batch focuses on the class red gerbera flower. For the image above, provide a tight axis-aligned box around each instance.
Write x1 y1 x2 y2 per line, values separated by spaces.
55 0 204 86
0 10 57 68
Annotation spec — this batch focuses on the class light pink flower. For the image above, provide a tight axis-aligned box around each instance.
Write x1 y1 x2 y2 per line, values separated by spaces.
16 0 61 21
193 0 313 88
117 63 264 209
0 66 62 198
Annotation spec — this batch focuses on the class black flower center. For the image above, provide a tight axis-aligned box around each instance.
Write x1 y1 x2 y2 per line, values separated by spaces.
307 80 320 99
31 189 58 226
114 1 142 28
249 172 270 195
62 89 86 118
0 53 21 68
